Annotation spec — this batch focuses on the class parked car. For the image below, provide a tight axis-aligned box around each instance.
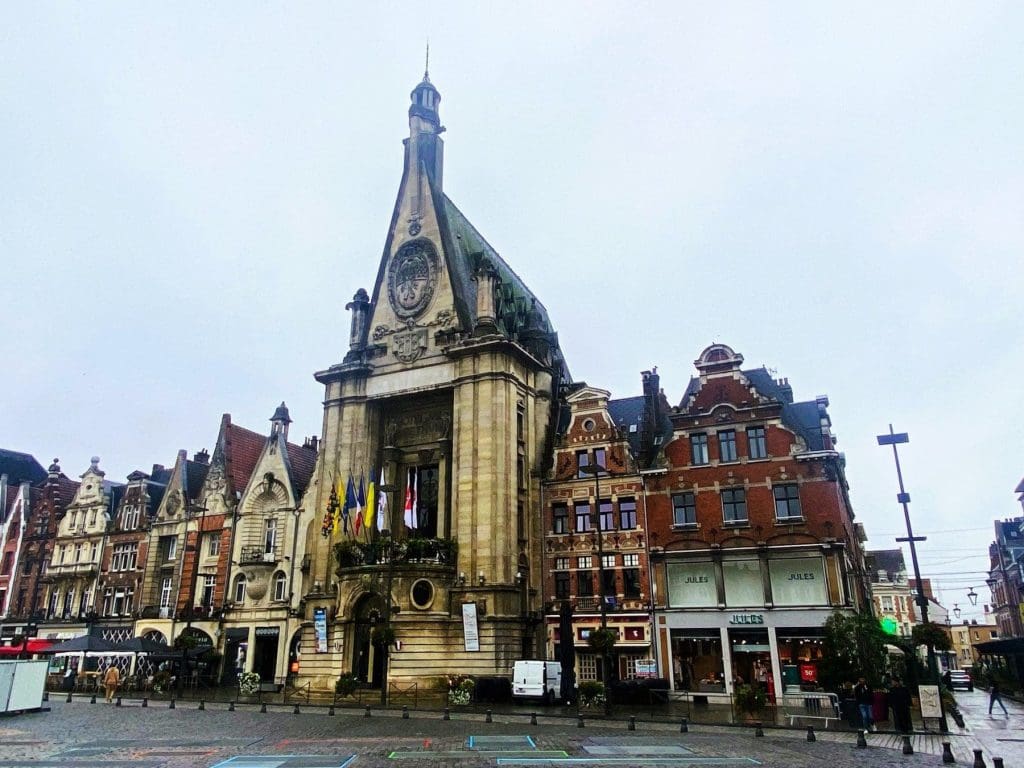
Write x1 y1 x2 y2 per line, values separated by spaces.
948 670 973 691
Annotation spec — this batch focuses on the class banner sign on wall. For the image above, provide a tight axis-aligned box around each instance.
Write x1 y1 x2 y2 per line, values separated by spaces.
314 607 328 653
667 562 717 607
462 602 480 652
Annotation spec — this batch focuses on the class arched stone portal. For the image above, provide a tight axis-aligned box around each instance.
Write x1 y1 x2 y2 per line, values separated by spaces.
351 592 386 688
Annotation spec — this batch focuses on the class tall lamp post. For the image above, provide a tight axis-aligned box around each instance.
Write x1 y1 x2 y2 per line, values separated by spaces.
376 481 398 707
877 425 948 733
178 502 207 697
579 454 613 716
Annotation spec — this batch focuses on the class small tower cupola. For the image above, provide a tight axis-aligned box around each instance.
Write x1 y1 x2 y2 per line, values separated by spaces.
405 52 445 191
409 72 441 128
270 401 292 440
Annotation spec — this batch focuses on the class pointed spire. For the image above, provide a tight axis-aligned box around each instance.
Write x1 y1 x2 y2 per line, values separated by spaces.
424 40 430 81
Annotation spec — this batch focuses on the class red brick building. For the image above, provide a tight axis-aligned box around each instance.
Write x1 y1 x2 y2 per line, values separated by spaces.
644 344 867 700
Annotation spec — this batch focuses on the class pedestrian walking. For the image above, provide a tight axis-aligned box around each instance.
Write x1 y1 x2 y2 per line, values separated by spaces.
103 664 121 703
854 677 874 731
888 677 913 733
989 680 1008 716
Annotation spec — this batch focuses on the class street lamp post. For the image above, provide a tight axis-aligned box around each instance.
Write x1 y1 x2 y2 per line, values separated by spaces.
178 502 207 697
376 482 398 707
877 425 948 733
580 454 613 716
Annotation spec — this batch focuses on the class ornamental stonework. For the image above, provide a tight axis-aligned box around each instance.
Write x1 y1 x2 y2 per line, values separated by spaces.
387 239 439 320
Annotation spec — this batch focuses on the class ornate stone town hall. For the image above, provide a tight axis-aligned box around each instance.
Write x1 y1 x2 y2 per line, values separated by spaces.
295 69 570 691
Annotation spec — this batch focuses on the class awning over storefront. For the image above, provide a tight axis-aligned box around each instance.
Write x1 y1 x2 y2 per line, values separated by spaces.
0 638 57 655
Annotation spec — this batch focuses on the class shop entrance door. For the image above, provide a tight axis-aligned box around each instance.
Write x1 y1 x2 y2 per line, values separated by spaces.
252 628 280 682
728 630 770 688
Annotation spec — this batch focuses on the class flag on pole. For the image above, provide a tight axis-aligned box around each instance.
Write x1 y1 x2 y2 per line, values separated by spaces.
322 483 338 538
377 468 388 532
331 475 342 535
364 470 376 533
403 467 417 529
343 475 357 536
354 474 366 535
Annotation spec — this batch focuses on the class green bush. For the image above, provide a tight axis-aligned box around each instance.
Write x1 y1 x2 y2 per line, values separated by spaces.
734 684 767 714
335 672 359 696
578 680 606 708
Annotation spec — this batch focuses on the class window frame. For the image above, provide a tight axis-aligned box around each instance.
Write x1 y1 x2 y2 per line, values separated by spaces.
619 498 637 530
773 484 803 521
273 571 287 602
690 433 709 465
718 430 737 462
672 492 697 527
574 502 591 532
747 426 767 459
721 488 748 525
552 504 569 534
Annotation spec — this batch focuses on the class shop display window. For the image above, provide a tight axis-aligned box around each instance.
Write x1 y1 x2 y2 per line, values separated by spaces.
670 631 723 692
777 633 825 692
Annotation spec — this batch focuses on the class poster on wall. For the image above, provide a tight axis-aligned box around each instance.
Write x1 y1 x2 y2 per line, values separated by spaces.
462 602 480 652
313 607 328 653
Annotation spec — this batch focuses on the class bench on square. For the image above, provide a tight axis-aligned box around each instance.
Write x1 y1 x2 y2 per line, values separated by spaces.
779 692 841 729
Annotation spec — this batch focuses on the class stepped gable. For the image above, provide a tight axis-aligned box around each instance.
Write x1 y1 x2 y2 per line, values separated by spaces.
0 449 47 486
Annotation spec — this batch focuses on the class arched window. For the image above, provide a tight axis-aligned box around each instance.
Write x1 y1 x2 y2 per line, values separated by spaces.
233 575 246 604
273 571 287 602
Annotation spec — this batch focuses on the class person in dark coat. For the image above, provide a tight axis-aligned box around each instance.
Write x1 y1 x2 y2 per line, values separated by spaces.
888 677 913 733
990 681 1009 716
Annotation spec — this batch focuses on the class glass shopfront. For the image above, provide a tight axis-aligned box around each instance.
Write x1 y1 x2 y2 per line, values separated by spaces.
670 630 723 692
776 629 825 691
722 559 762 606
768 556 827 606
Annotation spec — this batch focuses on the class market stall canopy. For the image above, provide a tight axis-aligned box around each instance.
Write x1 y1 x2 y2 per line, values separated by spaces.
48 635 121 654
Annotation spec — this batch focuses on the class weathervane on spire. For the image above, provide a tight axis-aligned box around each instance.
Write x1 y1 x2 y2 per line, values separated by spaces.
424 40 430 80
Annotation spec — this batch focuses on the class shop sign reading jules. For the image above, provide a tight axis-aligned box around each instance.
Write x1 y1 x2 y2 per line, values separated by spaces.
729 613 765 625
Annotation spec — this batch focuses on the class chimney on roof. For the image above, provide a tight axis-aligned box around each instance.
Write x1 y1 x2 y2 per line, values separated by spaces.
776 377 794 403
193 449 210 465
304 436 320 452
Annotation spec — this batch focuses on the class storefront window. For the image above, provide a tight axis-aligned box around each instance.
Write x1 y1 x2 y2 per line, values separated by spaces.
769 556 827 606
666 562 717 607
728 630 771 690
723 559 763 607
670 631 723 692
777 631 825 692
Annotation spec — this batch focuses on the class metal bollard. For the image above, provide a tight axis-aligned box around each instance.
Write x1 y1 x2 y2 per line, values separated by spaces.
66 693 72 703
443 707 450 721
486 709 493 723
259 703 266 713
902 735 913 755
578 713 585 728
116 697 122 707
228 701 234 712
993 758 1004 768
142 698 148 708
328 705 335 716
942 742 956 764
973 750 986 768
680 717 689 734
43 691 49 702
293 704 300 714
856 729 867 748
198 700 205 711
90 694 97 704
402 706 409 719
530 712 538 725
754 721 764 737
806 725 816 742
169 698 175 709
628 715 636 731
364 705 371 718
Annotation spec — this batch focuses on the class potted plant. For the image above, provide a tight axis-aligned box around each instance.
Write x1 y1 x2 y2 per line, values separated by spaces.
734 683 767 721
447 675 475 705
238 671 261 697
578 681 606 708
335 672 360 697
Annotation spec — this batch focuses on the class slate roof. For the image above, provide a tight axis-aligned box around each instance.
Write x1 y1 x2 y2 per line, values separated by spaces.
183 460 210 502
286 441 317 496
865 548 907 583
0 449 47 486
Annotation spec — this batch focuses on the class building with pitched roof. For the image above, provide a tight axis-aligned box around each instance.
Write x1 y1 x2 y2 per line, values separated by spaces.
643 344 867 701
297 69 569 692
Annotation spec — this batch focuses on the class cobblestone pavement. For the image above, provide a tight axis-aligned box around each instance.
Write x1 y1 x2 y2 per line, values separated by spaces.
0 693 1017 768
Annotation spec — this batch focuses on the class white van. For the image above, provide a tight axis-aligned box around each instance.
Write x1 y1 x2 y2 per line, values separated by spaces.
511 660 562 704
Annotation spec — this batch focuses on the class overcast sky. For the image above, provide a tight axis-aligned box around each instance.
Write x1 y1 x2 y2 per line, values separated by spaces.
3 3 1021 622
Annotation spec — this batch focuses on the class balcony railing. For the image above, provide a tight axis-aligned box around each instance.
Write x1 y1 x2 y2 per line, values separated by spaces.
334 537 457 570
240 546 279 565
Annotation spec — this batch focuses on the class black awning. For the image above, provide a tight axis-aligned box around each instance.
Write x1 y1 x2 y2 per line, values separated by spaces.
975 637 1024 655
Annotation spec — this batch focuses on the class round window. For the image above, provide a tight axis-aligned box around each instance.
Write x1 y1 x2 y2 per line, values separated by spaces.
411 579 434 610
582 418 596 432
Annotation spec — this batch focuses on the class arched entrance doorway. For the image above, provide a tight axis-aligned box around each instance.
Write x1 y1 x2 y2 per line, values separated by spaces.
352 593 386 688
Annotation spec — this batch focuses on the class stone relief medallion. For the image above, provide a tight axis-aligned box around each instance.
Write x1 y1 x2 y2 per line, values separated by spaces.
387 239 438 319
393 328 428 363
408 220 421 236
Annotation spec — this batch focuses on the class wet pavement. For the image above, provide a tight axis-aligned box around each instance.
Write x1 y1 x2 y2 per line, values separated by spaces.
0 688 1021 767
